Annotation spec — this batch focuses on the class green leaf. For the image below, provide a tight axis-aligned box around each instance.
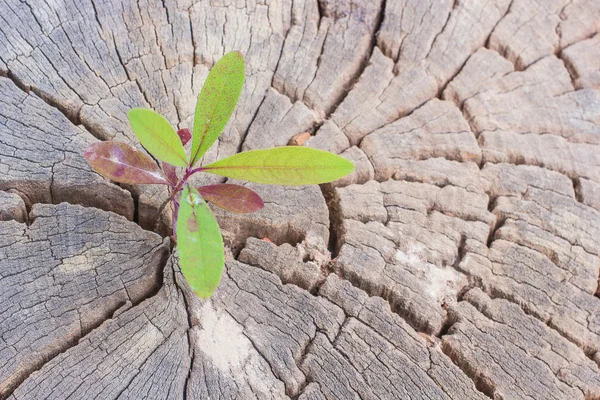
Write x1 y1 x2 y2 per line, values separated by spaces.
128 108 188 167
177 185 225 298
202 146 355 185
190 51 245 166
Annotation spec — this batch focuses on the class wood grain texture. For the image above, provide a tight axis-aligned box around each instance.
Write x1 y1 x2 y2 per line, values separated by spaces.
0 203 168 398
1 0 600 399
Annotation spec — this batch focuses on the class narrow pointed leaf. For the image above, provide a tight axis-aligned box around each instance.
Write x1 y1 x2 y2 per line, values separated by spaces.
128 108 188 167
84 142 168 185
177 128 192 146
202 147 355 185
177 186 224 298
190 51 245 166
198 184 264 214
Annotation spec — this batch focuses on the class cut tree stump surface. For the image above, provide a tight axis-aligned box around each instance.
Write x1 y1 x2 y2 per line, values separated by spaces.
1 0 599 399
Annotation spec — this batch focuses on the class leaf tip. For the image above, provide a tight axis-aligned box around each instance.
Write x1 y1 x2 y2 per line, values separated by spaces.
342 157 355 174
126 107 142 119
256 197 265 211
230 50 244 59
83 144 96 161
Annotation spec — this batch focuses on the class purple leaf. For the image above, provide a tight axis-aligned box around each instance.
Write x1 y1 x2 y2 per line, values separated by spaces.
84 141 168 185
198 184 264 214
177 128 192 146
162 162 178 185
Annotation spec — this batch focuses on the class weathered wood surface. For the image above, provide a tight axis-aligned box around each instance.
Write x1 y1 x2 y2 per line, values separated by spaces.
1 0 599 399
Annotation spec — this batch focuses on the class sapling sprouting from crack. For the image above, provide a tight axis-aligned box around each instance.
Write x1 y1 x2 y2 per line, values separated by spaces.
84 51 354 298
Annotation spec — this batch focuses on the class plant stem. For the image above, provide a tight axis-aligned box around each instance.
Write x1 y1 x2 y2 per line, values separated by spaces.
189 166 204 175
171 166 198 196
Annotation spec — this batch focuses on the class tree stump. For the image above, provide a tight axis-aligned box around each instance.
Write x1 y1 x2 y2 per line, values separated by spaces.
1 0 600 399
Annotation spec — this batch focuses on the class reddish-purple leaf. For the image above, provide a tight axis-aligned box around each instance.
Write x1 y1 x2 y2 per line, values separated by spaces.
162 162 178 185
198 184 264 214
177 128 192 146
84 141 168 185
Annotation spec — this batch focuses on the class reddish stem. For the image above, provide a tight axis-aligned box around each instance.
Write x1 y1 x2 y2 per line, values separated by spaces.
189 166 204 175
171 167 200 195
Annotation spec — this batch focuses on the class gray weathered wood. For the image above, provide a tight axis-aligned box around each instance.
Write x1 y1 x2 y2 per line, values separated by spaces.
1 0 600 399
0 203 168 398
0 192 26 223
0 78 134 219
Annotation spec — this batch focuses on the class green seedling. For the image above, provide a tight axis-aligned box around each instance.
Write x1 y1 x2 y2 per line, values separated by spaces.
84 51 354 298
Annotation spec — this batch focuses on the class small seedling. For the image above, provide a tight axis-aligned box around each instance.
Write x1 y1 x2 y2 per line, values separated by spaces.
84 51 353 298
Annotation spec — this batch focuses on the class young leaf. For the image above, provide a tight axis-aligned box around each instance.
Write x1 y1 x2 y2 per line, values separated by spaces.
177 128 192 146
190 51 245 166
202 147 354 185
177 185 225 298
198 184 264 214
128 108 188 167
84 142 168 185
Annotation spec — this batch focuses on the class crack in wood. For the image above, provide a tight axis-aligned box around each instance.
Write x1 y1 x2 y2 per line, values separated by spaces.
3 0 600 397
